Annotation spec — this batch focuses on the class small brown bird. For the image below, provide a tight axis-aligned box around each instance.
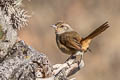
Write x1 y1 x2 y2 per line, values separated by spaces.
51 21 110 59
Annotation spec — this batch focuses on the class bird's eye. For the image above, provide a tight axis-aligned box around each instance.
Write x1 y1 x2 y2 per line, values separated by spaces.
61 25 64 28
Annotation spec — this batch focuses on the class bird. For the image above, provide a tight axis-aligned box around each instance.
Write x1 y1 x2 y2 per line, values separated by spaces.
51 21 110 60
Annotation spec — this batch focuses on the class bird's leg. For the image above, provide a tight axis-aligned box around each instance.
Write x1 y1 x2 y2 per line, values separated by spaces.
80 53 83 63
64 54 76 63
64 54 76 68
75 51 84 65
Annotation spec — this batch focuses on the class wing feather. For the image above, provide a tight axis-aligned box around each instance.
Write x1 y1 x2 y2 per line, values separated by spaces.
60 31 82 51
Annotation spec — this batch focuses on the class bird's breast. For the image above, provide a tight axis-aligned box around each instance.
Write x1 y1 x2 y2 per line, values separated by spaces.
56 35 73 55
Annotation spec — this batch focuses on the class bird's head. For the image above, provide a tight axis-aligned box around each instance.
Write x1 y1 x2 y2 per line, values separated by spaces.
51 21 73 34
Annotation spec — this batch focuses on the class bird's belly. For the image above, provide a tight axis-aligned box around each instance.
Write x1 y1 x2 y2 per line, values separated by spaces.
59 47 74 55
59 47 71 54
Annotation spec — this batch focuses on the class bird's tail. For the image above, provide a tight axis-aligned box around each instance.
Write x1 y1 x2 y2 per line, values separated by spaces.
81 22 110 51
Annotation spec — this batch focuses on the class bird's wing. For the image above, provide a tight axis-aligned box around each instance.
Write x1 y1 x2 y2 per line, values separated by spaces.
60 31 82 51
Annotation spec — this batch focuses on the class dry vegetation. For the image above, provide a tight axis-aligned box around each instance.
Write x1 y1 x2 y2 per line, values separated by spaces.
19 0 120 80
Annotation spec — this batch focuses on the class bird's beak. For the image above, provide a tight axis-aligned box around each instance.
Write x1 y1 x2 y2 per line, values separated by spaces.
51 24 58 33
51 24 57 29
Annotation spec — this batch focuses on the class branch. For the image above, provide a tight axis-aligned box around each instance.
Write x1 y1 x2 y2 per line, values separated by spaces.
53 56 84 80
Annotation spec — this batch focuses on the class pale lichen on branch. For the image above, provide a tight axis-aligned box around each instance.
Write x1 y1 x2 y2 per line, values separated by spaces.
0 0 29 30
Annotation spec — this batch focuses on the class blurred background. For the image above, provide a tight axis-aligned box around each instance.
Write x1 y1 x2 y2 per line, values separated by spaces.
19 0 120 80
